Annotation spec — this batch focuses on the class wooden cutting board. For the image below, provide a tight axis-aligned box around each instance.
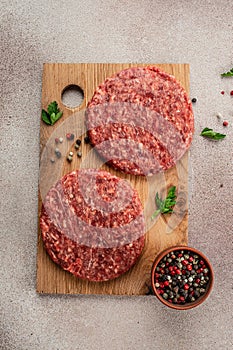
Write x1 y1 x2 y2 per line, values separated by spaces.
37 63 189 295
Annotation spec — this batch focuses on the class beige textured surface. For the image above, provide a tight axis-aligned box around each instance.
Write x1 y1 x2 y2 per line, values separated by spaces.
0 1 232 349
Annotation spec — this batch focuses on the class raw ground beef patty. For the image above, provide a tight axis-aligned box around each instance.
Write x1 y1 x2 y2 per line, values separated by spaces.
40 169 145 282
86 66 194 176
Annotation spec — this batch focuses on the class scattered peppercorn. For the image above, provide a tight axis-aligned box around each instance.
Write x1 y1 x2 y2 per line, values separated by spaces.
216 112 224 121
223 121 228 127
50 158 55 163
84 136 90 144
59 137 63 143
66 133 75 140
55 149 61 159
230 90 233 96
76 139 81 146
191 98 197 103
221 91 225 95
77 151 82 158
67 155 72 162
75 144 80 150
55 138 59 144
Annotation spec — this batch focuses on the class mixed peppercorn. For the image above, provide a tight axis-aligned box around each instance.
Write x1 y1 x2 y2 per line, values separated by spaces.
50 134 90 163
153 250 210 305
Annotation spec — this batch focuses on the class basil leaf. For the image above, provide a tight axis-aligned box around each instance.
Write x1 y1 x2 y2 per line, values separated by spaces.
41 109 51 125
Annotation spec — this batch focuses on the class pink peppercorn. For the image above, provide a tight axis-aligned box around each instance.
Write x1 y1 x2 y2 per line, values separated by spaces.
230 90 233 96
182 260 188 265
66 133 75 140
221 91 225 95
223 121 228 127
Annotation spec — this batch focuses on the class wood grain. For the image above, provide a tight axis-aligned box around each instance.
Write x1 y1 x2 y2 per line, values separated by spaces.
37 63 190 295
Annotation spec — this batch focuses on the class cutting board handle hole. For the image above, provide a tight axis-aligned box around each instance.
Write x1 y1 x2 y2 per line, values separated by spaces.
61 84 84 109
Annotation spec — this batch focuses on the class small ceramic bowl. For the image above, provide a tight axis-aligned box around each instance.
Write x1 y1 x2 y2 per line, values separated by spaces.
151 246 214 310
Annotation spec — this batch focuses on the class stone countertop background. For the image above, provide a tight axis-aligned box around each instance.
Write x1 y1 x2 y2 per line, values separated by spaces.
1 1 233 349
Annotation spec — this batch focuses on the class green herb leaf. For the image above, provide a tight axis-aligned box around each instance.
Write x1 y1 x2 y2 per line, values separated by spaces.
151 186 177 219
155 192 162 209
200 127 226 140
50 111 63 125
151 209 161 220
41 109 51 125
50 112 56 125
221 68 233 77
41 101 63 125
55 110 63 122
47 101 59 115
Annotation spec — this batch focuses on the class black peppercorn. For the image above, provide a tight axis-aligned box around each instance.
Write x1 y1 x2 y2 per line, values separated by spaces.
55 149 61 158
84 136 90 143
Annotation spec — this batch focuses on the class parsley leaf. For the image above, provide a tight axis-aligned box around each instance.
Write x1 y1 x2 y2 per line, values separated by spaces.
41 109 51 125
221 68 233 77
151 186 177 220
41 101 63 125
47 101 59 115
200 127 226 140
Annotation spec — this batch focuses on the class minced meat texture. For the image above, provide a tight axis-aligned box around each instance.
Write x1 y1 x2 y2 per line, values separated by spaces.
40 169 145 282
86 66 194 176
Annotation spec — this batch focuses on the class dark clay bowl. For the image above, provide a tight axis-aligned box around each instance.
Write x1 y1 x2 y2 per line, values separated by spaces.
151 246 214 310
